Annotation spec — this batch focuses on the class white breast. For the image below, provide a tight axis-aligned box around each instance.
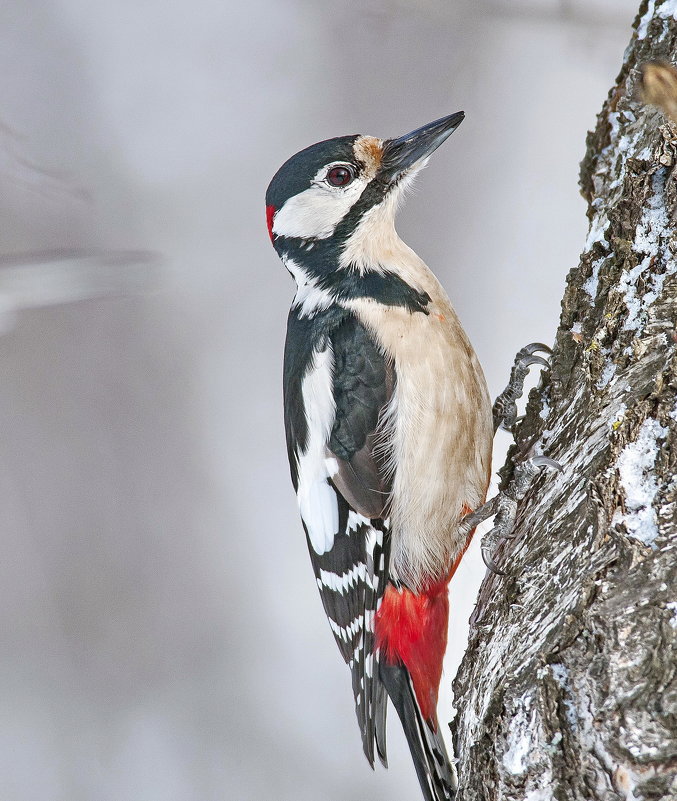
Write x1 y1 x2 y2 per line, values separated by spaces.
343 219 493 589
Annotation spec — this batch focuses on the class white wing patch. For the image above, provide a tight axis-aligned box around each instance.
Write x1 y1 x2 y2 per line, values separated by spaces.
300 480 337 554
296 345 339 554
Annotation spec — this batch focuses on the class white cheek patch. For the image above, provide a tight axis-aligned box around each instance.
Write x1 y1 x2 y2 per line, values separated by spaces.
273 168 368 240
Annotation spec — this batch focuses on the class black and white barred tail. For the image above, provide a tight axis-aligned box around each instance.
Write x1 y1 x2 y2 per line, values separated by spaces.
308 506 390 766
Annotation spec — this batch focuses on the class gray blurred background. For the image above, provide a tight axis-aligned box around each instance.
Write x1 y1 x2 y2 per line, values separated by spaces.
0 1 638 799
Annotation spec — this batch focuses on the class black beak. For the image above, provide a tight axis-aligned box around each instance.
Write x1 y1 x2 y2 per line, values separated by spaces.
381 111 465 178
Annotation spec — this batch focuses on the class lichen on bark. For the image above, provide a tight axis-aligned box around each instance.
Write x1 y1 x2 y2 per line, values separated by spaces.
451 3 677 800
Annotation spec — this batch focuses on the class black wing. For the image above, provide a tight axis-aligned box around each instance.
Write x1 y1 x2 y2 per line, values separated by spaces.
283 308 394 766
329 314 393 517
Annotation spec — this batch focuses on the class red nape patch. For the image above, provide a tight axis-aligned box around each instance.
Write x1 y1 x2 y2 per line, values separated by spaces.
266 204 276 243
375 579 450 726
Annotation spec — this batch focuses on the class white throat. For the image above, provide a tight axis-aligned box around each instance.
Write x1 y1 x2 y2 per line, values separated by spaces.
339 190 405 274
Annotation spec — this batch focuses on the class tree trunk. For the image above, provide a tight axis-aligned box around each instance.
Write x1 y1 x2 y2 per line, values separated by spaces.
450 3 677 800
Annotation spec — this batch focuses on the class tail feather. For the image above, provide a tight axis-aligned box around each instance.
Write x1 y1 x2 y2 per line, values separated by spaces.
374 675 389 768
379 661 457 801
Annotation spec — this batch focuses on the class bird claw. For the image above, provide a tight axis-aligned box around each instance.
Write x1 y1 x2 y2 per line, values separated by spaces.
528 456 562 472
493 342 553 434
481 544 508 576
521 354 550 369
520 342 552 358
524 342 552 354
480 519 515 576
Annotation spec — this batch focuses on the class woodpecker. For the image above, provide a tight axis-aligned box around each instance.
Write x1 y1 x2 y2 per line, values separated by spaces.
266 112 493 801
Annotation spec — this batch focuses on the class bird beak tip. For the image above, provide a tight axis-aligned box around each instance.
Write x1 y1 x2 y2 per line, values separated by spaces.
382 111 465 177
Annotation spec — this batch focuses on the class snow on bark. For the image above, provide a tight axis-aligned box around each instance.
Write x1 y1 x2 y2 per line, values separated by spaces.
451 3 677 800
614 417 668 547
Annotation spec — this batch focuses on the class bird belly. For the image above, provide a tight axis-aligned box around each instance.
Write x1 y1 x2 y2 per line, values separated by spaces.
347 295 493 591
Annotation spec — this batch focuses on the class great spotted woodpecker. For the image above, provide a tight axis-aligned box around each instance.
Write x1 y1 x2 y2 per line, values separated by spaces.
266 113 494 801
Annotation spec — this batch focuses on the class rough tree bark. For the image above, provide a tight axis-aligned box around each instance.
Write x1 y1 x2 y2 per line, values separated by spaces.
451 3 677 800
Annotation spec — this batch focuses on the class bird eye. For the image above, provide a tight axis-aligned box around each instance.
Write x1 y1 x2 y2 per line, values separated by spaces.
326 165 354 187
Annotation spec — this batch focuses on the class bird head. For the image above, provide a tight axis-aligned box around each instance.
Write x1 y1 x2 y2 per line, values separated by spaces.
265 112 464 266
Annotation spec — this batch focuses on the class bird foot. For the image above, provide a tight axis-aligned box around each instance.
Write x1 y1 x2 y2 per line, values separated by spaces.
458 456 562 576
493 343 552 434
